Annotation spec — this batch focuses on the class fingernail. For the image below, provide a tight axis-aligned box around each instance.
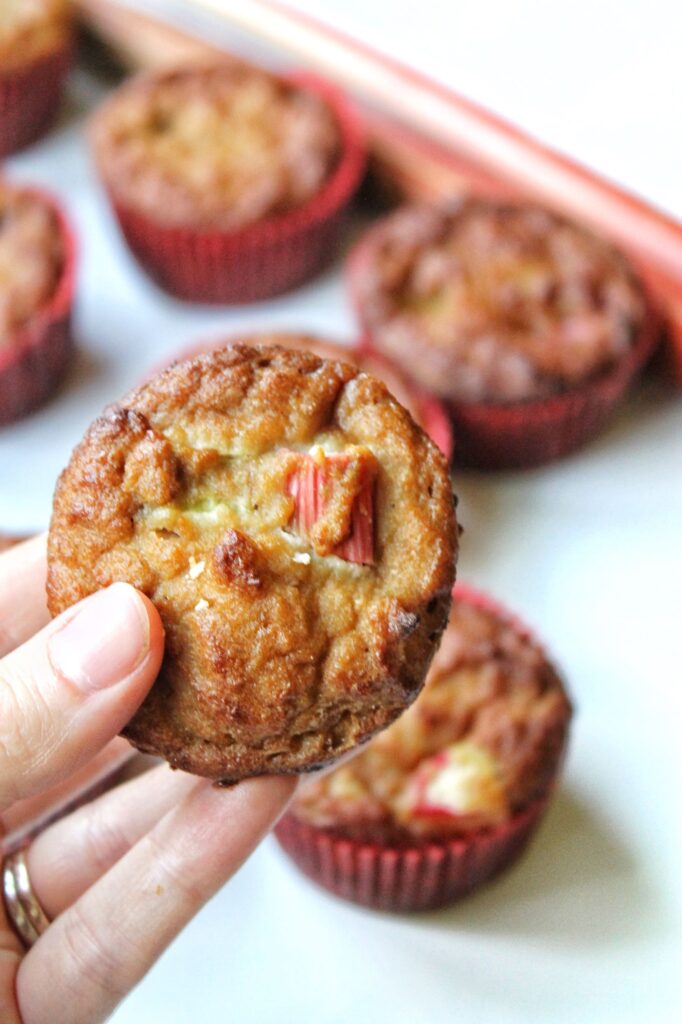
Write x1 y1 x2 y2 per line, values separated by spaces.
48 583 151 694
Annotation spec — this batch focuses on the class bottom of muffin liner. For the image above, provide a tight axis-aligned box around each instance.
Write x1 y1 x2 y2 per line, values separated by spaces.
105 73 366 304
0 44 71 157
0 189 76 426
274 792 550 912
447 310 661 469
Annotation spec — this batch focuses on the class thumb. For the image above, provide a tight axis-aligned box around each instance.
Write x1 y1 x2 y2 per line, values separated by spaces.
0 583 164 811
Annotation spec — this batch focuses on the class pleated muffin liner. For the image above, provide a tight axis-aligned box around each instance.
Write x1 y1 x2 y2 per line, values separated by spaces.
103 72 366 304
0 42 72 157
275 583 563 912
0 189 76 427
346 228 662 470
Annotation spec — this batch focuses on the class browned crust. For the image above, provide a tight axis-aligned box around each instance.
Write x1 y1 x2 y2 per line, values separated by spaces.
356 199 647 403
89 61 342 230
47 345 458 782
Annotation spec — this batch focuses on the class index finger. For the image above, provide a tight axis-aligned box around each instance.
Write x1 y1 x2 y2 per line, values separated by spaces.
0 534 49 657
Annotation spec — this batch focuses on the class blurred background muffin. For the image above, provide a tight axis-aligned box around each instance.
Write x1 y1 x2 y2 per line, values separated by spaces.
89 60 365 302
349 199 659 467
0 179 75 425
276 584 572 911
0 0 72 156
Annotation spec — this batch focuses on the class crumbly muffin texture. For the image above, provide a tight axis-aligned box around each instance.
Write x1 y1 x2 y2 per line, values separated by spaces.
48 346 457 782
359 201 646 403
191 332 437 443
291 595 571 841
89 63 341 230
0 0 70 67
0 183 64 345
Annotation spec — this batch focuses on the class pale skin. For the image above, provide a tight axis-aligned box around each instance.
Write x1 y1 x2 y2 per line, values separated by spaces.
0 536 297 1024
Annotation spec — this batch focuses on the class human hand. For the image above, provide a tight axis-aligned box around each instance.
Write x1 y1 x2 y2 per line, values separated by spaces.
0 536 296 1024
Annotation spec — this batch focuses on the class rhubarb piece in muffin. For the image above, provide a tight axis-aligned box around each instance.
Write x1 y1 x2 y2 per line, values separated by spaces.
47 345 457 782
89 62 365 302
276 586 571 909
351 200 657 467
0 180 75 425
0 0 72 156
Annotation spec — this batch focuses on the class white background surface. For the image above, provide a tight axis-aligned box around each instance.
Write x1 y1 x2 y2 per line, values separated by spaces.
1 2 681 1022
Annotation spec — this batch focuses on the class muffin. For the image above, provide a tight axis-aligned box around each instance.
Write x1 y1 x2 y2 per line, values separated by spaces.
0 180 75 426
89 61 365 303
47 345 458 782
349 200 659 467
159 333 454 461
276 584 572 911
0 0 72 157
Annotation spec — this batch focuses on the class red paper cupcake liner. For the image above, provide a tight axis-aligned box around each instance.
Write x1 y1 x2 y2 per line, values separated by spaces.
275 583 565 912
347 229 662 469
0 189 76 427
275 791 549 912
0 43 71 157
105 73 366 304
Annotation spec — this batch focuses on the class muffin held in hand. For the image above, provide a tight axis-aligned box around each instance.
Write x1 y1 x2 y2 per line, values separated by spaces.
0 0 72 156
165 332 453 461
349 200 658 467
276 585 572 911
0 180 75 425
89 61 365 302
47 345 458 782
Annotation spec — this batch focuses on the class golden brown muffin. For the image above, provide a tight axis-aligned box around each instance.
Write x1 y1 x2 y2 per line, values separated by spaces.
0 181 64 345
166 332 453 459
356 200 646 403
47 345 458 782
291 591 571 842
0 0 70 69
89 62 342 231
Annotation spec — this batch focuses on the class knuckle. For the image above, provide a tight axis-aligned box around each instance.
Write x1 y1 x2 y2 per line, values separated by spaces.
145 831 206 910
81 805 134 877
0 666 54 807
60 902 131 1005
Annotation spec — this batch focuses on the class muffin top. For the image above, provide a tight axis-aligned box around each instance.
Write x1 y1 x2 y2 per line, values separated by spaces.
290 591 571 842
168 332 452 458
0 0 70 67
89 62 342 230
48 345 458 782
356 200 646 403
0 182 64 346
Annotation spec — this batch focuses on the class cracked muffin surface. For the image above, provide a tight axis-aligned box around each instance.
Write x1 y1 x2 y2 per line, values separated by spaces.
47 345 458 781
357 200 646 403
89 61 342 230
290 592 571 841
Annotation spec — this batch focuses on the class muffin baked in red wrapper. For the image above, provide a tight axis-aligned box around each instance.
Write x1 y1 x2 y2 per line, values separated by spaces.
0 1 72 157
0 185 76 426
275 584 571 912
90 64 365 304
156 332 454 461
348 201 660 470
